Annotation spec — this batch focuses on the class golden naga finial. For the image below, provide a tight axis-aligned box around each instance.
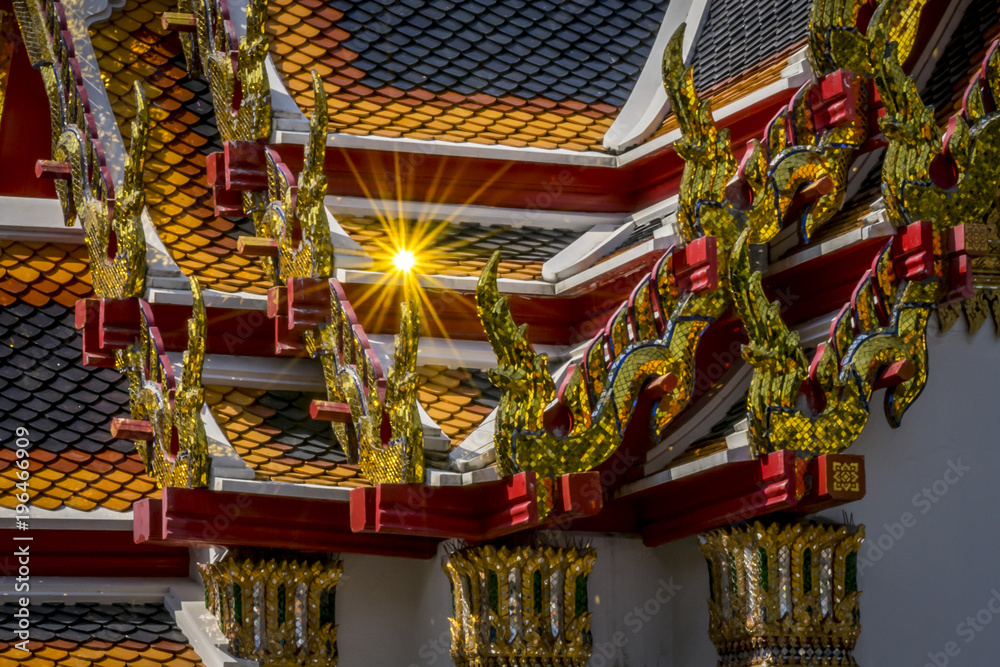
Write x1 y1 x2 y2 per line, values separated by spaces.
51 81 149 299
662 25 739 246
307 283 424 485
117 277 209 488
263 70 333 283
17 0 151 300
182 0 271 142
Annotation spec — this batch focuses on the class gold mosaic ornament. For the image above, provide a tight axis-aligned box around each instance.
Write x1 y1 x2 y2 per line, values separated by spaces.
733 1 1000 456
242 70 423 484
701 521 865 667
115 277 209 488
443 541 596 667
0 11 14 128
13 0 149 299
180 0 271 142
201 550 342 666
262 71 333 284
306 284 424 485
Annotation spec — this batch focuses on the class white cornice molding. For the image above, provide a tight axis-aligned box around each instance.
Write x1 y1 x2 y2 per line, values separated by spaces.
0 506 132 530
619 47 813 167
325 195 626 230
273 125 619 167
604 0 712 152
0 197 83 242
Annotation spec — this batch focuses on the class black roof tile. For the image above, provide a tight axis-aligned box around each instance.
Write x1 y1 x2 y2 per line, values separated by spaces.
689 0 811 90
335 0 669 107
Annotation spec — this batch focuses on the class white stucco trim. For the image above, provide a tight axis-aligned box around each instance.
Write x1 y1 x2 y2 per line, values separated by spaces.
604 0 713 152
325 195 626 230
0 197 83 242
0 576 182 601
0 506 132 530
620 48 813 167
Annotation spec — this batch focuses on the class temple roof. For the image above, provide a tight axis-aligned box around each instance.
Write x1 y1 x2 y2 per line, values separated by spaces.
689 0 811 90
0 603 205 666
0 243 156 513
207 386 371 486
336 214 584 279
268 0 668 150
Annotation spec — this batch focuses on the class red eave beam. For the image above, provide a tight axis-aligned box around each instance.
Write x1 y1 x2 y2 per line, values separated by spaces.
350 471 603 542
0 529 188 577
571 451 865 546
133 488 440 559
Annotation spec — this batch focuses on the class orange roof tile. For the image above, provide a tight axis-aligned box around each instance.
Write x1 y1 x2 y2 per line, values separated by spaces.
416 365 499 446
206 385 371 487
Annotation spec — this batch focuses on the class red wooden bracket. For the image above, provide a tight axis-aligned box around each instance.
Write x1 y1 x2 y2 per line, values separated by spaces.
35 159 72 180
891 220 934 282
553 471 603 520
943 223 985 304
237 236 279 257
223 140 268 191
286 277 331 329
309 400 352 422
160 11 197 31
350 472 540 541
872 358 915 390
110 417 154 441
673 236 718 293
206 141 267 216
73 297 141 368
134 488 439 558
791 453 866 514
810 69 859 133
206 151 243 216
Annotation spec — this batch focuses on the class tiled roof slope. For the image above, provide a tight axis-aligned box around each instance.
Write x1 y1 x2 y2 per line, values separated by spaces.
0 242 158 512
923 0 1000 124
335 215 583 280
0 602 205 666
206 386 371 487
416 365 499 444
89 0 270 294
268 0 669 151
688 0 811 90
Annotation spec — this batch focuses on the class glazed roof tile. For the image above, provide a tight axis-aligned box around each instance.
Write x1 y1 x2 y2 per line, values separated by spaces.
89 1 270 294
206 385 372 486
923 0 1000 124
0 242 157 512
0 603 205 666
335 214 583 280
0 242 91 308
688 0 811 91
268 0 668 150
416 365 499 445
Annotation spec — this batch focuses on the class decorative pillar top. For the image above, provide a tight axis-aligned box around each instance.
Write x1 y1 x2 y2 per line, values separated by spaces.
700 520 865 666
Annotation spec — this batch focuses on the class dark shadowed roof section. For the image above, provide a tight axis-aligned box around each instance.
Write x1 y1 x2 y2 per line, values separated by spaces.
689 0 811 90
332 0 669 107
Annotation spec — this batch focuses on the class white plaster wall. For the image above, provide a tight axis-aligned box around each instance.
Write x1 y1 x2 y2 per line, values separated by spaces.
336 322 1000 667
